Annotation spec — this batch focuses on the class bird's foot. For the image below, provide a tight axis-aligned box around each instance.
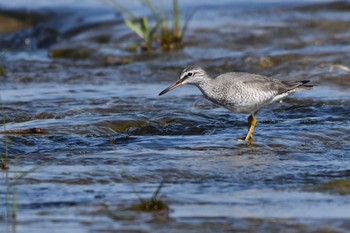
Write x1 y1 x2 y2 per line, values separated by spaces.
236 137 254 144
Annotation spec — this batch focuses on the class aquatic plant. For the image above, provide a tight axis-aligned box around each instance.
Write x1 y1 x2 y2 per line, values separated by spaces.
0 49 7 76
1 101 9 170
108 135 169 213
6 165 17 221
0 50 8 169
130 182 168 212
124 16 160 51
5 164 44 222
0 65 5 76
102 0 193 51
116 151 168 212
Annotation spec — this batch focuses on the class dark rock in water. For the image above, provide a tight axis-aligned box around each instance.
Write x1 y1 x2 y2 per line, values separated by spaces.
0 14 33 34
0 8 43 34
49 41 133 65
1 127 46 134
296 1 350 12
0 8 50 49
0 64 5 76
48 42 96 59
0 6 121 49
312 179 350 195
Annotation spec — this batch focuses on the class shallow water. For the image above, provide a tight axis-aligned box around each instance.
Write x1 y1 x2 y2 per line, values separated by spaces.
1 1 350 232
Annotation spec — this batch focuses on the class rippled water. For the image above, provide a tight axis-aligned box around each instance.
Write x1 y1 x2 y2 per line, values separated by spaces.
1 1 350 232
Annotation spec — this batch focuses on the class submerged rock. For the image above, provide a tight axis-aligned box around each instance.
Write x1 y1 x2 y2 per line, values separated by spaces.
48 42 95 59
0 9 39 34
0 65 5 76
259 56 275 68
312 179 350 195
0 6 120 49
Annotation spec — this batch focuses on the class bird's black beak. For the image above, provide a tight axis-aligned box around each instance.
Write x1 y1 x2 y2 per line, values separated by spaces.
159 79 183 96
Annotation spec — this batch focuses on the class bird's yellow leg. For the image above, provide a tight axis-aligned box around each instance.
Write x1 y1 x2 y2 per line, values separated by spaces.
244 115 256 142
236 115 256 143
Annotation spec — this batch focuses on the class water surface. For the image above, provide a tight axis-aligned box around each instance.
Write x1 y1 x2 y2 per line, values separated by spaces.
1 1 350 232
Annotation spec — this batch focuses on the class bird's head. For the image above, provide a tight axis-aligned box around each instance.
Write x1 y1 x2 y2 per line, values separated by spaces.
159 66 207 96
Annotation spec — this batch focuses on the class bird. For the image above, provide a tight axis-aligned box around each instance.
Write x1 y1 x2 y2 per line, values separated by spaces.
159 66 313 143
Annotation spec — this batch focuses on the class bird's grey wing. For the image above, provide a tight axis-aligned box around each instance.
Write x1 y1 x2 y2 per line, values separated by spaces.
240 74 282 94
215 73 279 107
241 74 310 94
213 73 280 99
212 73 312 114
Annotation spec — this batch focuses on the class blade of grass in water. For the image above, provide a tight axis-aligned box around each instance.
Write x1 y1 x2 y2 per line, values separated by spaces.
142 0 161 21
173 0 181 40
1 98 9 170
181 8 196 42
100 0 134 18
125 18 145 39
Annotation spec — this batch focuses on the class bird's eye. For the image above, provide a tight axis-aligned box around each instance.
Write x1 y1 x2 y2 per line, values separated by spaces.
187 72 193 77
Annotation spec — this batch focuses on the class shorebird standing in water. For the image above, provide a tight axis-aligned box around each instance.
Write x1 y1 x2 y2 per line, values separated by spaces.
159 66 313 143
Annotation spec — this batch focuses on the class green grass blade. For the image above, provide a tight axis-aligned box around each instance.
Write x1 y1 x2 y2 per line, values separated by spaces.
151 182 164 201
9 164 45 188
140 17 149 34
141 0 161 21
1 97 9 169
100 0 135 18
161 21 171 43
149 20 161 38
125 19 145 39
181 8 196 40
173 0 181 39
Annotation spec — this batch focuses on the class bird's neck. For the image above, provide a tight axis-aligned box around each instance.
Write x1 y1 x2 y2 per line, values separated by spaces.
192 77 215 100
